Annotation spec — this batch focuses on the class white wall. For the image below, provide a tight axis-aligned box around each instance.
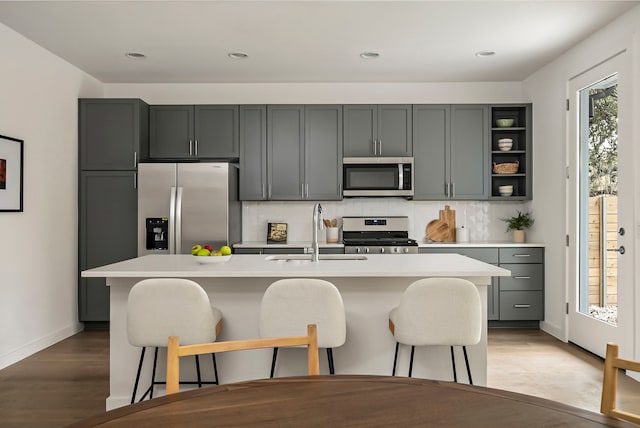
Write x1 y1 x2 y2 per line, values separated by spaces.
0 23 103 369
523 5 640 342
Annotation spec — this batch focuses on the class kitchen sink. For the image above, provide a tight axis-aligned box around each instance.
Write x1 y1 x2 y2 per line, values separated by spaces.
265 254 368 262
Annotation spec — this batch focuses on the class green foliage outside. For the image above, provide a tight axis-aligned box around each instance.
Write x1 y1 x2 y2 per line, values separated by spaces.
589 85 618 197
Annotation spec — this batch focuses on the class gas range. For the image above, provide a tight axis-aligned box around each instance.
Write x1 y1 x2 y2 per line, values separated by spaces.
342 216 419 255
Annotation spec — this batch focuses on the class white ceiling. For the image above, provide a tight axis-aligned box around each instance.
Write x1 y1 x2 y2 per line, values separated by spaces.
0 1 637 84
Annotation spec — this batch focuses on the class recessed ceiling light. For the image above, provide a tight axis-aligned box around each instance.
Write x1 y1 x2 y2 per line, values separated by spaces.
125 52 146 59
228 52 249 60
360 52 380 59
475 50 496 57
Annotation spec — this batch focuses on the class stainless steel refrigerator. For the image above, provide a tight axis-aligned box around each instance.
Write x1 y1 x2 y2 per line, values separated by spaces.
137 162 241 255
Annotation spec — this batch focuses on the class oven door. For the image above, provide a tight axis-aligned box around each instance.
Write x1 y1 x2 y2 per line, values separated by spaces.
342 157 413 197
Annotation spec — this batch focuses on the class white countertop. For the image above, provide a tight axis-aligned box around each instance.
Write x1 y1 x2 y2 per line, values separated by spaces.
234 241 344 248
82 253 511 279
418 241 545 248
234 240 544 249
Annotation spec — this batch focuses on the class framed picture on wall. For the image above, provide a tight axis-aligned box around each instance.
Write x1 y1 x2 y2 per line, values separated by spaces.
0 134 24 212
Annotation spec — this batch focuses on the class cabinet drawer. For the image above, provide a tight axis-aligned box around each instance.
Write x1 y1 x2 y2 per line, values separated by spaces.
499 247 543 263
419 247 498 264
499 264 543 291
499 291 543 320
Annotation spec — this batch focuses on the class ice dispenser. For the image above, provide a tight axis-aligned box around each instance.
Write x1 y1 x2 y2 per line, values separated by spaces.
146 218 168 250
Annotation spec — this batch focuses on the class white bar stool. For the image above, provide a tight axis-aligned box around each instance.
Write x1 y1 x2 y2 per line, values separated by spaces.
259 278 346 376
389 277 482 384
126 278 223 402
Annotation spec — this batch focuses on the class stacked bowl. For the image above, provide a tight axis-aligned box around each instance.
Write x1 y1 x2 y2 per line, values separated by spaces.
498 185 513 197
497 138 513 151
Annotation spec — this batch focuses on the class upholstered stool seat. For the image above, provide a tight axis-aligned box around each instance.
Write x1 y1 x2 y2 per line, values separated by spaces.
389 277 482 383
260 278 346 376
127 278 223 402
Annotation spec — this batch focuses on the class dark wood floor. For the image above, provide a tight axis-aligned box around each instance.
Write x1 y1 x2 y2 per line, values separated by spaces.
1 329 639 427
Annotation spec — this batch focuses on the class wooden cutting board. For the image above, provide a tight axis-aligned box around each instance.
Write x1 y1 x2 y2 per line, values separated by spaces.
425 206 456 242
426 219 450 242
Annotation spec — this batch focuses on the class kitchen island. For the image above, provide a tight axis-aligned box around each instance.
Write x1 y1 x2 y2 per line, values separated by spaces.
82 253 510 410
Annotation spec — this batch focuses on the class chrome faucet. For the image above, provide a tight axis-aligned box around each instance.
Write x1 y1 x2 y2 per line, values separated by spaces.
311 203 323 262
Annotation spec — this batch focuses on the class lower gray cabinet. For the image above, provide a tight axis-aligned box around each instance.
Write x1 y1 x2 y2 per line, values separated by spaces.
79 171 138 322
418 246 544 323
498 248 544 321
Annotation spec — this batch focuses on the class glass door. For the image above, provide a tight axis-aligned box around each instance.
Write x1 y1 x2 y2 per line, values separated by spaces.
567 52 632 358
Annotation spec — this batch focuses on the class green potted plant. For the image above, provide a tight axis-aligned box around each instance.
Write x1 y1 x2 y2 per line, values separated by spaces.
502 211 534 243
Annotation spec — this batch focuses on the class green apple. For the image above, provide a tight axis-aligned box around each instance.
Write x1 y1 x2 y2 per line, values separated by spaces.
220 245 232 256
211 250 222 256
191 244 202 255
196 248 211 257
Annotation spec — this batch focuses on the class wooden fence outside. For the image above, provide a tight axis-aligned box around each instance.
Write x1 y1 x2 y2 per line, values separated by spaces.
588 195 618 306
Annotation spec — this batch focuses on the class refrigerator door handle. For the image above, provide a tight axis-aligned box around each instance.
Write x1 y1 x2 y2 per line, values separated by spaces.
175 187 184 254
169 187 177 254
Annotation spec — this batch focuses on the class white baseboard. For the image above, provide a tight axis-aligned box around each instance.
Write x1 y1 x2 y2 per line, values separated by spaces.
540 320 567 342
0 322 83 370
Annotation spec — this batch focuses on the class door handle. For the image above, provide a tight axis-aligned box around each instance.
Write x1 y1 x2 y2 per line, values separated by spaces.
513 276 531 280
607 246 625 255
378 139 382 156
194 140 198 156
514 304 531 308
372 140 377 156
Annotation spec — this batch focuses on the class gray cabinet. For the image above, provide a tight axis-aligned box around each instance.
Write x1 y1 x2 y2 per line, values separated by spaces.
489 104 532 200
239 105 267 200
343 105 412 157
418 246 544 323
240 105 342 201
149 105 239 159
498 247 544 321
79 99 148 170
78 99 148 325
79 171 138 322
268 105 305 200
413 105 489 200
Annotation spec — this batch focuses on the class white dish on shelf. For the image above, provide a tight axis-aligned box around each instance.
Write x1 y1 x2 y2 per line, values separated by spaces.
194 255 232 264
499 191 513 197
498 185 513 197
497 138 513 151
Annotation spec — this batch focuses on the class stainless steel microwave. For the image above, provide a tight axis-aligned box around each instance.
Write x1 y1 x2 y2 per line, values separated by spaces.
342 157 414 197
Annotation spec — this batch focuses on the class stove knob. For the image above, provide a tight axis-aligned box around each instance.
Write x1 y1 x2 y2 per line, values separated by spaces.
355 247 361 254
365 247 370 253
403 247 410 253
380 248 385 254
393 247 399 253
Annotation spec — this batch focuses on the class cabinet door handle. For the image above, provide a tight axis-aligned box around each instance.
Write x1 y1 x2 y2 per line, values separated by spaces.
451 182 455 198
194 140 198 156
513 254 531 257
133 172 137 189
514 304 531 308
262 183 266 200
514 276 531 280
372 140 377 156
305 183 309 199
189 140 193 156
378 139 382 156
133 151 137 168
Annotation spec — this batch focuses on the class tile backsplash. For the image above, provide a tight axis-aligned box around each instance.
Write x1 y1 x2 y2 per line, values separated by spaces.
241 199 528 243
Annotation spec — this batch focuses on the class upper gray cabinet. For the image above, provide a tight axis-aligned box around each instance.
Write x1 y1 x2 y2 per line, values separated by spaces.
149 105 239 159
239 105 342 201
343 105 412 157
304 105 343 200
489 104 532 200
413 104 489 200
79 99 149 170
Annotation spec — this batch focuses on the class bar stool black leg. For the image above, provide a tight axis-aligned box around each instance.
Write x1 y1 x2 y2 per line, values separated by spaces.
392 342 399 376
270 347 279 378
327 348 335 374
450 346 457 382
463 346 473 385
131 347 146 404
408 346 415 377
150 347 159 399
195 355 202 388
211 353 219 385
